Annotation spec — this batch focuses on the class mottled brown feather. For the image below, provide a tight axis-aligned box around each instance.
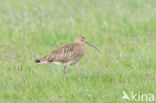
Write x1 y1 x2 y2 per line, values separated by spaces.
38 43 85 64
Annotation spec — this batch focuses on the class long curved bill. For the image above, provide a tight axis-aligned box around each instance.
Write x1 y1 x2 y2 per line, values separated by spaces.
86 41 100 52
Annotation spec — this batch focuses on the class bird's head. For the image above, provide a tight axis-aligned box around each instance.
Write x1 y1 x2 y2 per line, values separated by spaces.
75 36 86 45
75 36 100 52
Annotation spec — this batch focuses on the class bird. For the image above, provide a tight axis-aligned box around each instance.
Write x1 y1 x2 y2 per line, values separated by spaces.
35 36 100 75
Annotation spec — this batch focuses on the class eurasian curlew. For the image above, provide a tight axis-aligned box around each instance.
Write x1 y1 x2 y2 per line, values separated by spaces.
35 36 99 74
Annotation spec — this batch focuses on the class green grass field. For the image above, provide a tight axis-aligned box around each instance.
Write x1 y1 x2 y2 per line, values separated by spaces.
0 0 156 103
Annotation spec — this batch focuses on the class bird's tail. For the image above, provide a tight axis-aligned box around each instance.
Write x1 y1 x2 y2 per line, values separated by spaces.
35 59 40 63
35 55 49 64
35 59 49 64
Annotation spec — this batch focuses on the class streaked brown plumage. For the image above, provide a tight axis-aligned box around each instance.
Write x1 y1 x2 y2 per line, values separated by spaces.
35 36 99 74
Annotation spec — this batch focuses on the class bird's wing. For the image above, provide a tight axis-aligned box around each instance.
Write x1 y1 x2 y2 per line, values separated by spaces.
46 43 77 63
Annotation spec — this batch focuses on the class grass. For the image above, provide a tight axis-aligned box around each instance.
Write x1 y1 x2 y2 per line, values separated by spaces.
0 0 156 103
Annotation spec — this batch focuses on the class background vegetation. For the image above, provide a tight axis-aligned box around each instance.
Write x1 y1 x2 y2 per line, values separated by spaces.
0 0 156 103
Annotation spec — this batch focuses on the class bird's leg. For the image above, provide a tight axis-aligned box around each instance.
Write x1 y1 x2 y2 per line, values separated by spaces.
63 66 66 75
67 65 70 73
